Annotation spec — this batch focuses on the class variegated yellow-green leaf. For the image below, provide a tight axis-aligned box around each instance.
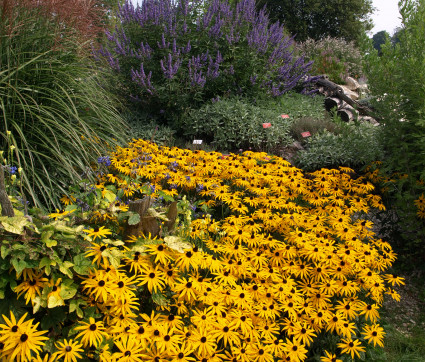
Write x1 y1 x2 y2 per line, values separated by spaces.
59 261 74 278
48 294 65 308
0 216 30 234
45 239 58 247
102 249 122 269
103 190 117 203
32 295 46 314
147 208 169 221
152 291 168 306
59 282 77 300
164 236 192 253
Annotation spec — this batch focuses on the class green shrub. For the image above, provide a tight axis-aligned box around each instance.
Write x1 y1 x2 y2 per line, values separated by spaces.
260 92 327 120
290 116 341 142
124 112 176 146
0 4 127 209
296 36 364 83
180 96 293 152
294 122 383 171
96 0 313 123
363 0 425 259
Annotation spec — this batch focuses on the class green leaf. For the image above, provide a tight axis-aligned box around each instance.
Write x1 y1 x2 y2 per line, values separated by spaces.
73 254 92 275
152 291 168 307
45 239 58 247
11 258 27 275
58 261 74 279
0 216 30 234
128 213 141 225
47 294 65 308
59 281 77 300
39 257 52 269
102 249 122 269
69 299 85 319
0 246 11 259
103 190 116 203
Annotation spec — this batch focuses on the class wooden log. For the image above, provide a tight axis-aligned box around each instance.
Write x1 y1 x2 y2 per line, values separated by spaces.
324 97 344 112
0 166 14 217
124 197 154 239
165 201 178 232
313 76 374 116
337 106 358 122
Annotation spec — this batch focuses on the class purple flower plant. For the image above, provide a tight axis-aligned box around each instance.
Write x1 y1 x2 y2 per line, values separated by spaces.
95 0 313 115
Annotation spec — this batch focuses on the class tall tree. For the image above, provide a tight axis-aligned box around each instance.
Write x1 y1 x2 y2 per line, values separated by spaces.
256 0 374 44
372 30 390 53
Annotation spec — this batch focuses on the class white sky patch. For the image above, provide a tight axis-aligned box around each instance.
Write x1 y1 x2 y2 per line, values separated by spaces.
370 0 403 35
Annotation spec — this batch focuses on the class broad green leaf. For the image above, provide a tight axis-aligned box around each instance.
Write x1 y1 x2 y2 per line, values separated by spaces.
147 208 169 221
69 299 85 318
73 254 92 275
39 257 52 269
32 295 46 314
0 246 11 259
59 282 77 300
11 258 28 275
128 213 141 225
58 261 74 279
41 230 54 242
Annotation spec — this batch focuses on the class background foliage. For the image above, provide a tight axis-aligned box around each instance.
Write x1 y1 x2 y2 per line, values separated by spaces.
363 0 425 261
295 36 364 83
255 0 374 44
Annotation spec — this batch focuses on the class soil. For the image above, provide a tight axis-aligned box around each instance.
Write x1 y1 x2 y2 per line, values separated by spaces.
382 272 425 336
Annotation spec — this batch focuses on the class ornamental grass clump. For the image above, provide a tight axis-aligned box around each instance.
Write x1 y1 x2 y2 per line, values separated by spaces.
96 0 313 122
0 3 127 210
0 140 403 361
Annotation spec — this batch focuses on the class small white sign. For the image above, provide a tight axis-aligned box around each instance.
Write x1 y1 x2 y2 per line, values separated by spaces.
193 140 203 144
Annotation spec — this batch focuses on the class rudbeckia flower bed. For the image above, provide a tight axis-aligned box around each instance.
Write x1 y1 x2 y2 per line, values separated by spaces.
0 140 404 361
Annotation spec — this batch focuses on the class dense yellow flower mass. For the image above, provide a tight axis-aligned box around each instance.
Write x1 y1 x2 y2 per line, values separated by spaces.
7 140 404 361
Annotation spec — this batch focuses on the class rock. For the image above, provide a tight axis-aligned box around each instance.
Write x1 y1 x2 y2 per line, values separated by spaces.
340 85 359 100
346 76 360 91
291 141 304 151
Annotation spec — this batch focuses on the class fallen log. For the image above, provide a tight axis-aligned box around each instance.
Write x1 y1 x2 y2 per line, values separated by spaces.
313 76 374 116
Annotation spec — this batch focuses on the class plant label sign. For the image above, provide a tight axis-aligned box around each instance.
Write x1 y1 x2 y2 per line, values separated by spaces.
301 131 311 138
262 123 272 128
193 140 203 144
281 114 290 119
